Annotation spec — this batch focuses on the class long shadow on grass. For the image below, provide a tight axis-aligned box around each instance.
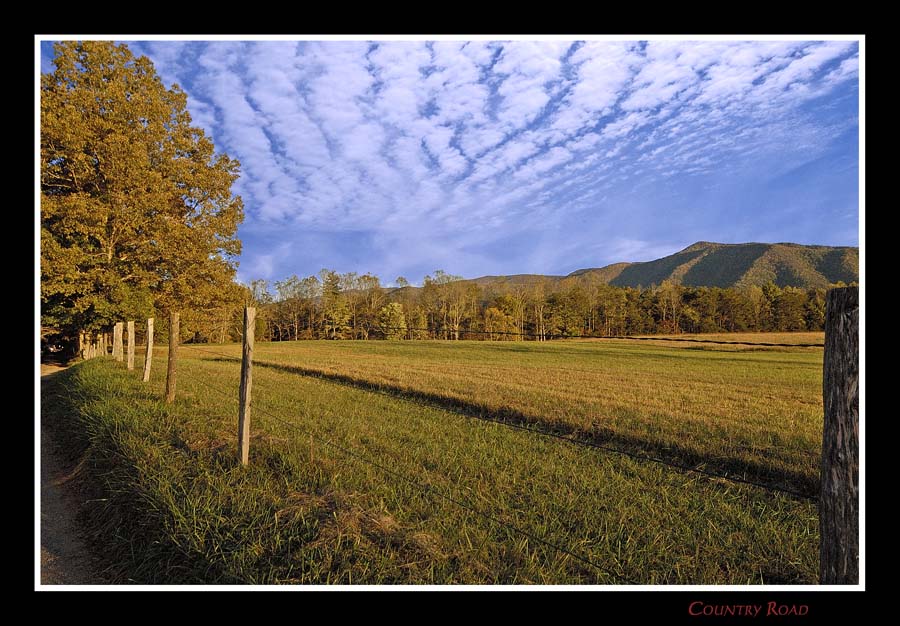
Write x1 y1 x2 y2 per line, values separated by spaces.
239 358 819 501
45 361 465 584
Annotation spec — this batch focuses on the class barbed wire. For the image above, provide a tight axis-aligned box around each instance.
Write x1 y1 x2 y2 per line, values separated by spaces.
173 361 635 583
180 344 240 360
178 346 819 500
182 337 820 456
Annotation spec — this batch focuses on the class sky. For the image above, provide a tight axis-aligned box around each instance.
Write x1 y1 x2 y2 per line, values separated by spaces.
40 38 861 286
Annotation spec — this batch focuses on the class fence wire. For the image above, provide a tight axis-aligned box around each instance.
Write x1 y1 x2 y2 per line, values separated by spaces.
173 360 635 583
179 344 819 501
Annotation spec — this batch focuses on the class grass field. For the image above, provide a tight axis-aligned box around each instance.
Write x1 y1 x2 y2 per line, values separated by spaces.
630 332 825 347
42 334 823 584
237 336 824 497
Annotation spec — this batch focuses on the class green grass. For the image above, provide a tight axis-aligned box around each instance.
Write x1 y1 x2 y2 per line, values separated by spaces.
42 337 822 584
225 337 824 497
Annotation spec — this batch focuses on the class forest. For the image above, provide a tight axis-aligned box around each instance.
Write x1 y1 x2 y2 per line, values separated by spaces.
187 270 850 344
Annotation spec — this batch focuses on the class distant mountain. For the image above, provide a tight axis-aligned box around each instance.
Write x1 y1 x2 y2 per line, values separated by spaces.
462 242 858 292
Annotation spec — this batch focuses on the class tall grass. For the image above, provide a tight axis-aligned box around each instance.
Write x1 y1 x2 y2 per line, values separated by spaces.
41 342 820 584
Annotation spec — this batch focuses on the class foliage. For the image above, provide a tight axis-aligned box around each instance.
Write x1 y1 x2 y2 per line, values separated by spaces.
377 302 406 339
250 265 836 342
41 41 244 337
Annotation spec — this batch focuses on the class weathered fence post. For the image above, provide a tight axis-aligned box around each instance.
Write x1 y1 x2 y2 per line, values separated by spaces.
113 322 124 361
820 286 859 584
78 331 85 360
127 320 135 370
142 318 154 382
238 306 255 466
165 312 179 403
99 332 105 356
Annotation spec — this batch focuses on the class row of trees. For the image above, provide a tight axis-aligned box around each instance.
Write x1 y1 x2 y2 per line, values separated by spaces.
38 42 845 350
235 272 845 343
40 41 246 350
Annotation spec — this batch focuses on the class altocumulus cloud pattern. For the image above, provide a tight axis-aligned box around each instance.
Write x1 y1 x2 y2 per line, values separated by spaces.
44 40 860 282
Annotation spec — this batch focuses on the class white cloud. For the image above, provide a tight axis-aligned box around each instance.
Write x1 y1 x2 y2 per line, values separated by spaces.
128 38 859 279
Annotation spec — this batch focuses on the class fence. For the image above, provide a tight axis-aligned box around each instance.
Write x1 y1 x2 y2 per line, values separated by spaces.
79 286 858 584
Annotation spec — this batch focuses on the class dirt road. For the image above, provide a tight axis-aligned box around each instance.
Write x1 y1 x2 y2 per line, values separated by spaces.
40 364 103 585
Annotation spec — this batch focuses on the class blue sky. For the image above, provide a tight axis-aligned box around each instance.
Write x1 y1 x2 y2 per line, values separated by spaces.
41 39 860 285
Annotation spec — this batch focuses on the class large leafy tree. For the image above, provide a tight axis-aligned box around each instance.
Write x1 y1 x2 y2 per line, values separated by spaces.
41 41 243 336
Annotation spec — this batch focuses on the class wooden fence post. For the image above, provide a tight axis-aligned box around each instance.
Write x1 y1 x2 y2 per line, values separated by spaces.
99 332 105 356
78 331 85 360
113 322 124 361
165 312 179 403
820 286 859 584
142 318 154 382
238 306 255 466
127 320 135 370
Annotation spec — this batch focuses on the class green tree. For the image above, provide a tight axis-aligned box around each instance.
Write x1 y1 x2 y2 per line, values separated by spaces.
319 269 349 339
804 288 826 331
377 303 407 339
761 282 781 331
358 273 384 339
774 287 807 331
744 285 766 331
422 270 464 339
41 41 243 339
298 275 322 338
274 275 304 340
407 306 429 339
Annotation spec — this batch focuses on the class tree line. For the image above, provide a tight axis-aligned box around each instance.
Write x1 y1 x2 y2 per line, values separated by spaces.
39 41 846 351
211 271 847 344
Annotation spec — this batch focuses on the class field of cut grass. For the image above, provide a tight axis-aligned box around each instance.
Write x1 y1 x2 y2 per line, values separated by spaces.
198 336 824 498
632 332 825 347
42 335 822 584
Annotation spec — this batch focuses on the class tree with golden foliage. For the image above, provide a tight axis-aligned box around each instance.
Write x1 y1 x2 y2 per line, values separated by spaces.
41 41 243 339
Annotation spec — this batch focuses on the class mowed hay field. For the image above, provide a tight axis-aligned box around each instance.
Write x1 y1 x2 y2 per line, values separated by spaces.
247 335 824 497
47 335 822 584
629 332 825 347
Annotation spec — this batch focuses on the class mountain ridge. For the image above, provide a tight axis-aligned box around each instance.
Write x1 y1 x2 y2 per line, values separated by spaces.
463 241 858 291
